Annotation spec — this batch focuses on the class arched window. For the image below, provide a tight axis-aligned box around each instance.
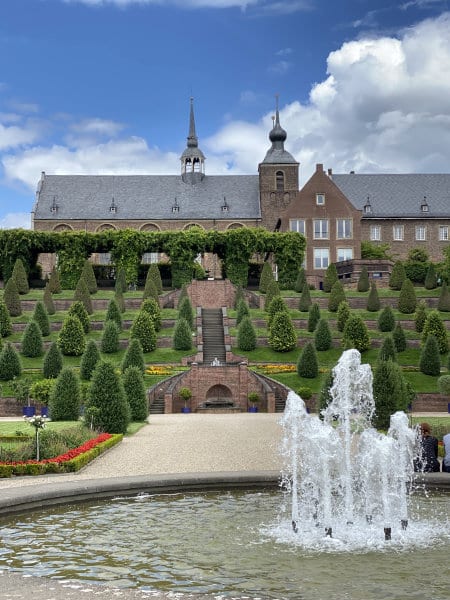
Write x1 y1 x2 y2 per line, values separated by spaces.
140 223 160 232
96 223 117 232
276 171 285 191
53 224 73 232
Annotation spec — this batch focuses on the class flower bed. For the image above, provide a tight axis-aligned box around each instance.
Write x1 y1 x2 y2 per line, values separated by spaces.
0 433 122 477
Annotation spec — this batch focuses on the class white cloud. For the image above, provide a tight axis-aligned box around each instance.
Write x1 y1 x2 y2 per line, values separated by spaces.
61 0 311 12
268 60 292 75
0 212 31 229
0 122 41 150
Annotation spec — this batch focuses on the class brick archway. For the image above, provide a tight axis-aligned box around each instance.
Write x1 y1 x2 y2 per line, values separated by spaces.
205 384 232 403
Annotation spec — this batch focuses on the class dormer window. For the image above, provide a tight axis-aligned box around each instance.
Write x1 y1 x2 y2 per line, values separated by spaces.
421 196 429 212
363 196 372 214
109 198 117 213
50 197 58 213
316 193 325 205
172 198 180 213
221 197 229 212
276 171 284 191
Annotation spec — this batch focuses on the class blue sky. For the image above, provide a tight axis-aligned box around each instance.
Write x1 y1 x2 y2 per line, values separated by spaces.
1 0 450 229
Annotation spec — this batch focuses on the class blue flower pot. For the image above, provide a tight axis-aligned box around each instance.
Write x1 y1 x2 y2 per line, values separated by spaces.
248 406 258 413
40 406 49 417
181 407 191 413
22 406 36 417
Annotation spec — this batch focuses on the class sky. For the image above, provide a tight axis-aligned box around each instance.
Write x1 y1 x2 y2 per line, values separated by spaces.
1 0 450 230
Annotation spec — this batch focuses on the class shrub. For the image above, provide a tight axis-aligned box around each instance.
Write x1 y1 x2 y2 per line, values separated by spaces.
0 300 12 337
267 295 288 328
21 320 44 358
342 314 370 352
32 301 50 337
178 296 194 330
389 261 406 290
424 263 437 290
269 311 297 352
43 284 55 315
101 320 120 353
123 366 148 421
233 285 245 309
81 259 98 294
397 278 417 314
30 378 56 406
88 361 130 434
130 311 157 352
421 310 449 354
141 298 161 331
149 263 163 294
328 281 346 312
47 266 61 294
121 338 145 373
105 298 123 331
11 258 29 294
68 300 91 333
298 282 312 312
323 263 338 293
307 302 321 333
74 277 93 315
178 284 188 306
336 301 350 333
264 279 280 310
58 315 86 356
294 268 307 293
315 318 332 351
43 342 63 379
0 342 22 380
115 289 125 313
378 305 395 332
318 370 334 416
297 386 313 400
80 339 101 380
392 322 407 352
237 316 257 351
115 268 127 293
378 335 397 362
366 281 380 312
357 266 369 292
259 261 274 293
236 299 250 326
49 368 81 421
438 375 450 396
172 317 193 351
414 300 427 333
437 282 450 312
3 278 22 317
419 335 441 376
143 276 159 301
373 360 403 429
297 342 318 378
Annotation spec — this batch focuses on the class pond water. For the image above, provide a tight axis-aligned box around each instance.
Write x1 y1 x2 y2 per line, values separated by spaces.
0 489 449 600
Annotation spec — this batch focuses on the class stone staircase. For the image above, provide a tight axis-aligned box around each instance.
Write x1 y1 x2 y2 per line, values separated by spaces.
201 308 227 364
149 395 165 414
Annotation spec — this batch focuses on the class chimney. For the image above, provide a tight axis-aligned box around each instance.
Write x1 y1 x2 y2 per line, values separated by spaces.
316 163 323 173
327 168 332 176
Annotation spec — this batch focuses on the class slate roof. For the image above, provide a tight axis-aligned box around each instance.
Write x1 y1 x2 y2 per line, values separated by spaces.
33 174 261 221
332 173 450 218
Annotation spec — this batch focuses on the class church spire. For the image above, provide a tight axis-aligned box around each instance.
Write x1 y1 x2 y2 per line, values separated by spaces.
181 97 205 184
262 95 297 164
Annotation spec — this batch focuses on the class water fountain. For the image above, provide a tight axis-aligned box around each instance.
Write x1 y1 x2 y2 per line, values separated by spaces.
279 348 422 549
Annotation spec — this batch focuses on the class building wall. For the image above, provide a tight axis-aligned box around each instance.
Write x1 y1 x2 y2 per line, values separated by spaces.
258 162 299 231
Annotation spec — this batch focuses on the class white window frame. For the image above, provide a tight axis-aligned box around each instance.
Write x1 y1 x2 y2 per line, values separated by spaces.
370 225 381 241
313 219 329 239
313 248 329 269
316 193 325 206
439 225 449 241
142 252 159 264
337 218 352 239
415 225 426 241
393 225 404 241
289 219 306 235
337 248 353 262
97 253 112 265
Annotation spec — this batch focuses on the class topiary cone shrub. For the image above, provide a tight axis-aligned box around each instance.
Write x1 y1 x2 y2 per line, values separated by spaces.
123 366 148 421
389 261 406 290
32 301 50 337
421 310 449 354
130 311 157 353
21 320 44 358
105 298 123 331
80 339 101 381
43 284 55 315
236 299 250 326
148 263 163 294
336 301 350 333
297 341 318 378
101 320 120 354
366 281 380 312
377 305 395 332
419 334 441 376
11 258 29 294
58 315 86 356
342 314 370 353
143 276 159 302
323 263 338 293
373 359 402 430
424 263 437 290
0 300 12 338
268 311 297 352
392 322 407 352
259 261 274 294
3 278 22 317
267 295 288 328
437 282 450 312
141 298 161 331
237 316 257 351
115 289 125 313
328 281 346 312
49 367 81 421
172 317 193 351
178 296 194 330
378 334 397 362
81 259 98 294
115 268 127 294
264 279 280 310
121 338 145 374
74 277 93 315
68 300 91 333
0 342 22 380
414 300 427 333
397 278 417 314
314 318 332 351
88 360 130 434
298 282 312 312
47 266 61 294
307 302 321 333
357 266 369 292
43 342 63 379
294 268 307 293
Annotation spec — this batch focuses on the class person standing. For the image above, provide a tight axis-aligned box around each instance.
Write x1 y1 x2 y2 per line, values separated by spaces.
442 432 450 473
414 422 440 473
